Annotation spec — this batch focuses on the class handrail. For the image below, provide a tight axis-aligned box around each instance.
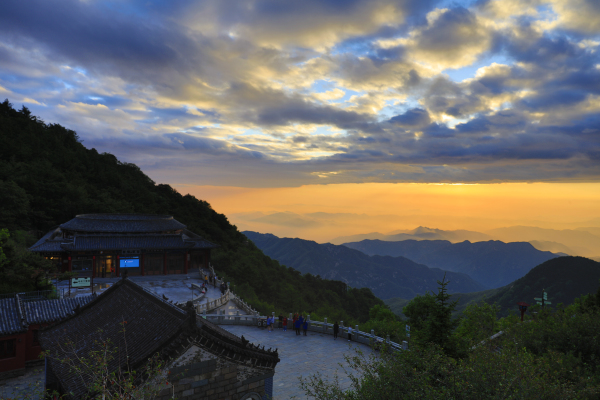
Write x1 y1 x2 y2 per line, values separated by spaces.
196 267 401 350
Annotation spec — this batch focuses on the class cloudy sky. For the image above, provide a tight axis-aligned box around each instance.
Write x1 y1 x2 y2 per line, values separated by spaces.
2 0 600 239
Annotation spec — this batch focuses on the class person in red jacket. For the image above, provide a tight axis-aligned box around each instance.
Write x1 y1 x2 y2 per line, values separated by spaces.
282 316 288 332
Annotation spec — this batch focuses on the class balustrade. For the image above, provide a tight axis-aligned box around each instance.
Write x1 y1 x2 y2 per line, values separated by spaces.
198 266 402 351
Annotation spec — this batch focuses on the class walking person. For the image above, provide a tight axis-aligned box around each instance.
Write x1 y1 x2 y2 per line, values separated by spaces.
278 314 283 329
204 274 209 286
333 321 339 340
293 313 298 329
295 316 302 335
303 319 308 336
347 326 353 342
283 316 288 332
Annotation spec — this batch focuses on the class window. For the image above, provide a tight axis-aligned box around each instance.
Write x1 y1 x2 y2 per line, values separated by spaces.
0 339 16 359
72 256 93 272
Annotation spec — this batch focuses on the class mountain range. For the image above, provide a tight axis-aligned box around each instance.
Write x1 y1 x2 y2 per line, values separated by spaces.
342 239 563 289
386 256 600 317
243 231 484 300
331 226 493 245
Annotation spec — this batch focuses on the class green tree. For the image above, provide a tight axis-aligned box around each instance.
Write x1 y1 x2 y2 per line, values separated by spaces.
0 230 56 293
454 300 500 347
404 274 460 356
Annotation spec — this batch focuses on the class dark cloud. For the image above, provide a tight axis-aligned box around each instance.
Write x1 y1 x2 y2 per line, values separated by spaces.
389 108 431 126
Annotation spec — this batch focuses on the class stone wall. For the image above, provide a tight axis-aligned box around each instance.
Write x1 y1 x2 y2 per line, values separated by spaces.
155 344 274 400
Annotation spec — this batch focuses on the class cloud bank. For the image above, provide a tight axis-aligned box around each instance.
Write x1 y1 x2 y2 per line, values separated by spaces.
1 0 599 187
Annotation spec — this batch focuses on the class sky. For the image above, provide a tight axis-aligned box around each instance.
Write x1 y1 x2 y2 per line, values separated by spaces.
2 0 600 241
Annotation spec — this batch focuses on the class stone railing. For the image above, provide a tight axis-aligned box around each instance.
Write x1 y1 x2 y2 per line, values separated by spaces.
201 310 407 351
197 268 403 350
195 289 231 313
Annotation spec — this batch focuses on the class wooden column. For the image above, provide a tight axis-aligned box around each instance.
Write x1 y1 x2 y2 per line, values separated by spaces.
116 255 120 277
184 251 189 274
68 256 72 272
141 253 145 276
163 252 167 275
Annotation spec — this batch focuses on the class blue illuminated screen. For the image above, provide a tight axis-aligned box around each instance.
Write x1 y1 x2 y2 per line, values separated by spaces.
120 258 139 268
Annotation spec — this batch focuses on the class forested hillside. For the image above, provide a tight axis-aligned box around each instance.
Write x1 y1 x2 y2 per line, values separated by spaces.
0 100 383 323
244 231 484 299
386 256 600 317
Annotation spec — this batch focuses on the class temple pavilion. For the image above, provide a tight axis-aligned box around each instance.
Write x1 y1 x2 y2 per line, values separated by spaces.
29 214 218 278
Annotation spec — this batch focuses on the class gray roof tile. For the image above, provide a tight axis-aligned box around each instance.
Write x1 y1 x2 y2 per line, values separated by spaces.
0 298 25 335
60 214 186 233
23 296 95 325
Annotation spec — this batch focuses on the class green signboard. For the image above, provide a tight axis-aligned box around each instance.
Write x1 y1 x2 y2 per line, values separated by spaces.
72 277 91 288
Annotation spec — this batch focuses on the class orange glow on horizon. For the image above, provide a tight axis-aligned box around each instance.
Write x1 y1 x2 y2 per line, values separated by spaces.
174 182 600 242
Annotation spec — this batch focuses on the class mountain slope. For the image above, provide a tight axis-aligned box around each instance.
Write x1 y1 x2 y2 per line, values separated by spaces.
343 239 561 289
386 256 600 318
243 231 484 300
0 100 384 323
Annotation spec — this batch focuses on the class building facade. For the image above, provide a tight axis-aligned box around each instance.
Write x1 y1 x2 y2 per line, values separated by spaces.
40 278 279 400
29 214 218 278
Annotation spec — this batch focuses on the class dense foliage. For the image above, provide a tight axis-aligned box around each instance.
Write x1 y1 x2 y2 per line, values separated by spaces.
302 281 600 399
0 100 384 322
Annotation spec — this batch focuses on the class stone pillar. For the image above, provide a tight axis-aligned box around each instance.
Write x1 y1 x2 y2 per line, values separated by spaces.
355 325 359 342
371 329 375 347
402 340 408 350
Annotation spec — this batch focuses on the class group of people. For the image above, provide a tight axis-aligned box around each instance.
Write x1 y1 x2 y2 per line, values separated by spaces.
265 314 291 332
332 322 353 341
203 273 218 288
263 314 354 342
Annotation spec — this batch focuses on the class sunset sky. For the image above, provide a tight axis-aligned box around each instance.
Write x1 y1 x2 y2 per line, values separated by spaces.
2 0 600 241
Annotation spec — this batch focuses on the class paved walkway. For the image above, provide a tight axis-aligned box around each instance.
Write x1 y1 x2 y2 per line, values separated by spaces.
221 325 374 400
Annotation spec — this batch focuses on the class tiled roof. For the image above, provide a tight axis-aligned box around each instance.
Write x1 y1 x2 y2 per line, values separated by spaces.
29 240 66 252
64 235 188 251
0 295 96 336
60 214 186 233
30 215 219 253
23 296 95 325
40 279 189 398
40 278 278 399
0 298 25 335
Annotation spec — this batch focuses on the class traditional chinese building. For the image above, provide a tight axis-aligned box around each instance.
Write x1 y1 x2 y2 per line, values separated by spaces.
40 277 279 400
29 214 218 278
0 295 95 379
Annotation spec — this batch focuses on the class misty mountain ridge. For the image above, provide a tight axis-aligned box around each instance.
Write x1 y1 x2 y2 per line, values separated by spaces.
243 231 484 300
486 226 600 258
331 226 492 245
343 239 563 289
